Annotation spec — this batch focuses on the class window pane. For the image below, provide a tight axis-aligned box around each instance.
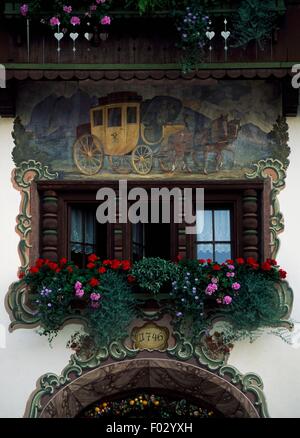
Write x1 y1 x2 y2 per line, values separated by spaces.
70 207 95 255
127 107 137 124
197 243 213 260
214 210 231 241
93 110 103 126
197 210 213 241
215 244 231 263
108 107 122 127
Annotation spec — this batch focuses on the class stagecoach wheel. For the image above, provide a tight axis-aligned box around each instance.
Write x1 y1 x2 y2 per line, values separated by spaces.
73 134 104 176
108 155 131 174
131 144 153 175
159 149 176 173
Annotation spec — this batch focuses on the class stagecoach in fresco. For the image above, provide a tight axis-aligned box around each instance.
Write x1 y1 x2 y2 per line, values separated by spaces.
73 92 187 176
73 92 241 176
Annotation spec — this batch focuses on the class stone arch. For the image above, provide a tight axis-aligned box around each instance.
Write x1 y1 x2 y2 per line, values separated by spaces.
38 359 260 418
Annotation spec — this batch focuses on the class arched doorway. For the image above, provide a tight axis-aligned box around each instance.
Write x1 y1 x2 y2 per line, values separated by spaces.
35 359 261 418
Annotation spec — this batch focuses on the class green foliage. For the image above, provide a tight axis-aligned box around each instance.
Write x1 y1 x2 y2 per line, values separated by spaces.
87 270 136 346
21 256 288 348
231 0 279 48
224 271 283 331
130 257 180 294
12 117 50 166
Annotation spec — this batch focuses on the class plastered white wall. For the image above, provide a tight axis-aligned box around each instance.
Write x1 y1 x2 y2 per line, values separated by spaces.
0 115 300 418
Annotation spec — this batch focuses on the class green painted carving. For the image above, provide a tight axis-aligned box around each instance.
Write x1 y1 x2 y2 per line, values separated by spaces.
6 160 58 329
167 332 194 361
219 365 270 418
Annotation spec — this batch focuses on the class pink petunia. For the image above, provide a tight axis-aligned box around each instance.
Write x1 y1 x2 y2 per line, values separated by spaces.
75 289 84 298
223 295 233 305
232 282 241 291
50 17 60 26
101 15 111 25
90 292 101 301
74 281 82 290
91 301 100 309
63 5 72 14
70 16 81 26
96 0 106 3
20 4 29 16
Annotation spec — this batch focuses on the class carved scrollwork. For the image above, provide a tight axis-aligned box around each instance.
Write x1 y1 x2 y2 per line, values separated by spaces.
219 365 269 418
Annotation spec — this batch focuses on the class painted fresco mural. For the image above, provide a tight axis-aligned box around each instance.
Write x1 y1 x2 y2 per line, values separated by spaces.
12 80 289 179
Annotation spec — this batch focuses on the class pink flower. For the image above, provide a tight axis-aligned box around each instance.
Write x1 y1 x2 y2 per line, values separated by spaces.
90 4 97 11
226 272 235 278
96 0 106 3
216 298 222 304
227 264 235 270
211 277 218 284
101 15 111 25
90 292 101 301
50 17 60 26
223 295 233 305
75 289 84 298
205 283 218 295
91 301 100 308
63 5 72 14
70 16 81 26
20 4 29 16
232 282 241 291
75 281 82 290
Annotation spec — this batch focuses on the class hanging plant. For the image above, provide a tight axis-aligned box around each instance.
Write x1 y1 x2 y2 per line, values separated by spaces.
231 0 280 49
176 3 210 73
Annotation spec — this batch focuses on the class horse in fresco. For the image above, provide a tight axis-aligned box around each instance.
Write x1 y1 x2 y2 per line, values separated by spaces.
194 115 241 174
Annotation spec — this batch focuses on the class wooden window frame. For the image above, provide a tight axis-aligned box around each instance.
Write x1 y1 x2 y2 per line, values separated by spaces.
34 179 270 263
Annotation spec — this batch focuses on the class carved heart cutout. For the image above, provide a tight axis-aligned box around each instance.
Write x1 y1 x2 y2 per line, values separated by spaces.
84 33 93 41
221 31 230 40
70 32 79 41
206 31 215 40
54 32 64 41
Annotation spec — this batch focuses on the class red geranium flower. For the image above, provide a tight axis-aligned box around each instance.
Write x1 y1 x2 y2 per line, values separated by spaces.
18 271 25 279
29 266 39 274
212 264 221 271
122 260 131 271
98 267 106 274
127 275 136 283
177 255 183 261
35 258 44 268
111 259 121 270
261 262 272 271
236 258 245 265
279 269 287 279
207 259 212 264
247 257 257 265
103 260 112 266
67 266 73 273
89 278 100 287
198 259 206 264
267 258 277 266
226 259 234 265
60 257 67 266
55 268 61 273
88 253 99 263
87 263 96 269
